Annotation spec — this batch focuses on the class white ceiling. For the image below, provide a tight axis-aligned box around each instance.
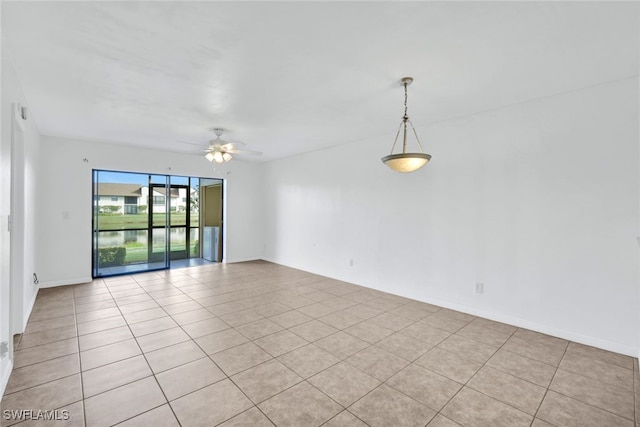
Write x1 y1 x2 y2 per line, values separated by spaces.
2 1 638 162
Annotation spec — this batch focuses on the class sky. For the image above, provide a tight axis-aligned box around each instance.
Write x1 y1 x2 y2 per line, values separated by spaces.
95 170 192 186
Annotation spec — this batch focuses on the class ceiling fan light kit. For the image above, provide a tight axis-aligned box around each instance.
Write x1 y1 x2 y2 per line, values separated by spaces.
203 128 261 164
381 77 431 173
205 128 233 163
205 151 232 163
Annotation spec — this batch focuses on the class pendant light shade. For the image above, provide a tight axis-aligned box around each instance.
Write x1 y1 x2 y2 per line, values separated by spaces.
381 152 431 173
382 77 431 173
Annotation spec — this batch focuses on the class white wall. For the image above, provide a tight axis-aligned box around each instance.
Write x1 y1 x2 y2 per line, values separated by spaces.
22 108 39 330
263 77 639 356
0 25 11 399
2 59 40 332
1 55 41 397
37 136 264 287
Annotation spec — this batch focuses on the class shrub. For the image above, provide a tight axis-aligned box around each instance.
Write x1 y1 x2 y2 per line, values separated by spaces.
100 205 121 214
98 247 126 267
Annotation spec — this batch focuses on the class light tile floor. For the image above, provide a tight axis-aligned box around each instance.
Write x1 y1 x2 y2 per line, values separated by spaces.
2 261 639 426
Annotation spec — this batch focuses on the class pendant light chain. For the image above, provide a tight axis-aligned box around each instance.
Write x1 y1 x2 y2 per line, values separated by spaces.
381 76 431 172
404 81 409 120
404 80 424 154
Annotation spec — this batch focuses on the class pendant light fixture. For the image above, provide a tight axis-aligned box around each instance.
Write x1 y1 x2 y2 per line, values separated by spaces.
381 77 431 172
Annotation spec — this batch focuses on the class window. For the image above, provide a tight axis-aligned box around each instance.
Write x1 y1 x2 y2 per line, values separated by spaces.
93 170 221 278
124 205 138 214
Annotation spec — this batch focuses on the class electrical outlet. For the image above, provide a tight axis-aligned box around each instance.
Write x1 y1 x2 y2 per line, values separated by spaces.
475 282 484 294
349 259 354 267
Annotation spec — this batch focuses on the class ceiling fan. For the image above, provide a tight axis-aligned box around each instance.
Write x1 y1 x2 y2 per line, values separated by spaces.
198 128 262 163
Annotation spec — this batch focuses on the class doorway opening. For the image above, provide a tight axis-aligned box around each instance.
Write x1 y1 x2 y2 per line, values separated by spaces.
92 170 223 277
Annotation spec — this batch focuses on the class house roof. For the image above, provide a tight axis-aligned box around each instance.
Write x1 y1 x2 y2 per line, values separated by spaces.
153 187 180 198
95 183 181 198
95 183 142 197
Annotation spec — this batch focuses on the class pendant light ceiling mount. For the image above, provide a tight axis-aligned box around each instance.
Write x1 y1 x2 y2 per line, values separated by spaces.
400 76 414 86
381 76 431 173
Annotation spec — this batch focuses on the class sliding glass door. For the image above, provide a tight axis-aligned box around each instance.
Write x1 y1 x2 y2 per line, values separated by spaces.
165 176 196 260
92 171 210 277
93 171 168 276
148 175 169 265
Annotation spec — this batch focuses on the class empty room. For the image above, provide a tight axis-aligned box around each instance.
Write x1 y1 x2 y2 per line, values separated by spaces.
1 1 639 426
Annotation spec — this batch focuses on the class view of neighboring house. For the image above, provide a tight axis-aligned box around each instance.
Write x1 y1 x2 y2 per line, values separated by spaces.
94 183 144 214
153 187 191 213
94 183 191 214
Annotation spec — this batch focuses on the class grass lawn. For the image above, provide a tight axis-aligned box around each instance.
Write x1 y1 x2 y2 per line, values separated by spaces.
122 244 198 263
97 213 199 229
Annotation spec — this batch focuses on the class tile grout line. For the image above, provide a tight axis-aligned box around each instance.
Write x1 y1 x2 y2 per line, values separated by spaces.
130 271 203 427
425 319 522 425
98 274 177 425
6 262 638 426
89 271 180 425
73 280 88 427
214 289 416 424
133 269 289 426
529 331 566 427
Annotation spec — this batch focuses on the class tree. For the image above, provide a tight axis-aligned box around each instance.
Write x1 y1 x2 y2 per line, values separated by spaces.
190 185 200 213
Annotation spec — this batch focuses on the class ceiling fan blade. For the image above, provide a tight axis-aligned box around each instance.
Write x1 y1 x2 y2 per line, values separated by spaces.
177 140 203 147
220 142 246 150
192 129 260 160
227 148 263 156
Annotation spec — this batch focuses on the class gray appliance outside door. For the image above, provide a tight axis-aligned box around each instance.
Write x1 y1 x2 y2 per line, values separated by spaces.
203 226 219 261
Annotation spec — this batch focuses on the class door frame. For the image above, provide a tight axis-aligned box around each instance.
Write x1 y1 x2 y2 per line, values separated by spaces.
202 181 224 262
92 171 220 277
148 182 170 264
9 103 26 337
169 184 191 261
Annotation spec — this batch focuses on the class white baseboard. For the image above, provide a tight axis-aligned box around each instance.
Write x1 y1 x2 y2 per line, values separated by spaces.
261 257 289 266
21 289 38 332
0 359 13 402
223 257 262 264
38 277 92 289
10 283 40 336
413 294 638 357
262 257 640 358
